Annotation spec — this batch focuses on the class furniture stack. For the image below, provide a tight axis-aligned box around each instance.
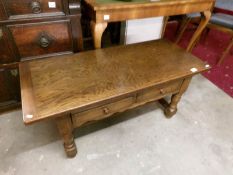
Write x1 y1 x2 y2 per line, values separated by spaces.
0 0 83 112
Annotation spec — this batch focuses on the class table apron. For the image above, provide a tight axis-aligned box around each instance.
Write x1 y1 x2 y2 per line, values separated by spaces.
95 2 213 23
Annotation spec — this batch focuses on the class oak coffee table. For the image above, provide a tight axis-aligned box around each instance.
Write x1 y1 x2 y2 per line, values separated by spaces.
19 39 210 158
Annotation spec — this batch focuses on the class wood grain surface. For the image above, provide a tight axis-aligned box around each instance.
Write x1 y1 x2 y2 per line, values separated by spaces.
20 39 209 124
86 0 214 11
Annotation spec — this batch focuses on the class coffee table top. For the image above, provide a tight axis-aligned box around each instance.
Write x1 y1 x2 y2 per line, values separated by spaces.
20 39 209 124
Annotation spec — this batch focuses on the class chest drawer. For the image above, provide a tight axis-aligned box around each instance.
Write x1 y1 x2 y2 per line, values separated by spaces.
3 0 66 19
72 97 134 128
137 80 182 103
8 20 73 60
0 27 17 65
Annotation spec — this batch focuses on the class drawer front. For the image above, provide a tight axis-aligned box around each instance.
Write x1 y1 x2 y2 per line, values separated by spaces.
72 97 134 127
8 20 73 60
137 80 182 103
4 0 66 18
0 27 17 65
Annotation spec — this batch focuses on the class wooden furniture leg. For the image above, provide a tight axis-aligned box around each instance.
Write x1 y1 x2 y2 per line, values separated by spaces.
56 115 77 158
217 37 233 65
186 11 211 52
161 16 169 38
163 77 192 118
175 16 191 44
90 21 108 49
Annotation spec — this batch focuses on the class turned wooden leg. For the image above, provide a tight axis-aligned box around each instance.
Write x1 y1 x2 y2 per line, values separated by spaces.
90 20 108 49
56 115 77 158
164 93 181 117
163 77 192 118
186 11 211 52
217 37 233 65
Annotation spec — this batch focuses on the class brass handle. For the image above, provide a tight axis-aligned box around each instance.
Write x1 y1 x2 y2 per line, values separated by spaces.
103 107 110 114
31 1 41 14
39 36 50 48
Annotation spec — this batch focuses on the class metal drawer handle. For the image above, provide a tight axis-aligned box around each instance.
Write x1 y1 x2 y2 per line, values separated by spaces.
39 36 50 48
103 107 110 114
31 1 41 14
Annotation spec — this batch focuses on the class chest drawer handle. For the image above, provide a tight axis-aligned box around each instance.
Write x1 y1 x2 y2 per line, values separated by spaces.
103 107 110 114
31 1 41 14
39 36 50 48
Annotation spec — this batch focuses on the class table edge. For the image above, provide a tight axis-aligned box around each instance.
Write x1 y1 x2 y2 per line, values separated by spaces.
19 62 37 125
85 0 215 11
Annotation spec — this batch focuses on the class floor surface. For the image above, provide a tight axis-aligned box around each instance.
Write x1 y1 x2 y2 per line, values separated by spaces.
1 75 233 175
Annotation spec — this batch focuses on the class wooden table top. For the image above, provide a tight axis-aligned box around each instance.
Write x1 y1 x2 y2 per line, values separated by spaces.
20 39 209 124
85 0 214 10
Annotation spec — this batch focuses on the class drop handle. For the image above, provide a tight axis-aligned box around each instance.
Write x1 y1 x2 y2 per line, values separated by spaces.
39 36 50 48
31 1 41 14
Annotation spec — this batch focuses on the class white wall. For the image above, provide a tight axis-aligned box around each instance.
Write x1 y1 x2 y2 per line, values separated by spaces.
123 17 164 45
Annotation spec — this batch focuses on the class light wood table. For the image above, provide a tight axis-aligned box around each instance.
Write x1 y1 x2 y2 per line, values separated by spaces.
83 0 215 50
20 39 209 157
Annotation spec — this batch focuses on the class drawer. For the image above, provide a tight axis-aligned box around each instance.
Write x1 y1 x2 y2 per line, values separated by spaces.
3 0 66 19
0 27 17 65
137 80 182 103
8 20 73 60
72 97 134 127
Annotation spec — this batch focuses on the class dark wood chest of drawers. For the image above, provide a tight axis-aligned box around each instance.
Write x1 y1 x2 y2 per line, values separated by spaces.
0 0 83 112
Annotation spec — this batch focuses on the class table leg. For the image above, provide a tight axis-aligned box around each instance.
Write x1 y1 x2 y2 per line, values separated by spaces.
218 37 233 65
175 16 191 44
56 115 77 158
186 11 211 52
90 21 108 49
161 16 169 38
164 77 192 118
